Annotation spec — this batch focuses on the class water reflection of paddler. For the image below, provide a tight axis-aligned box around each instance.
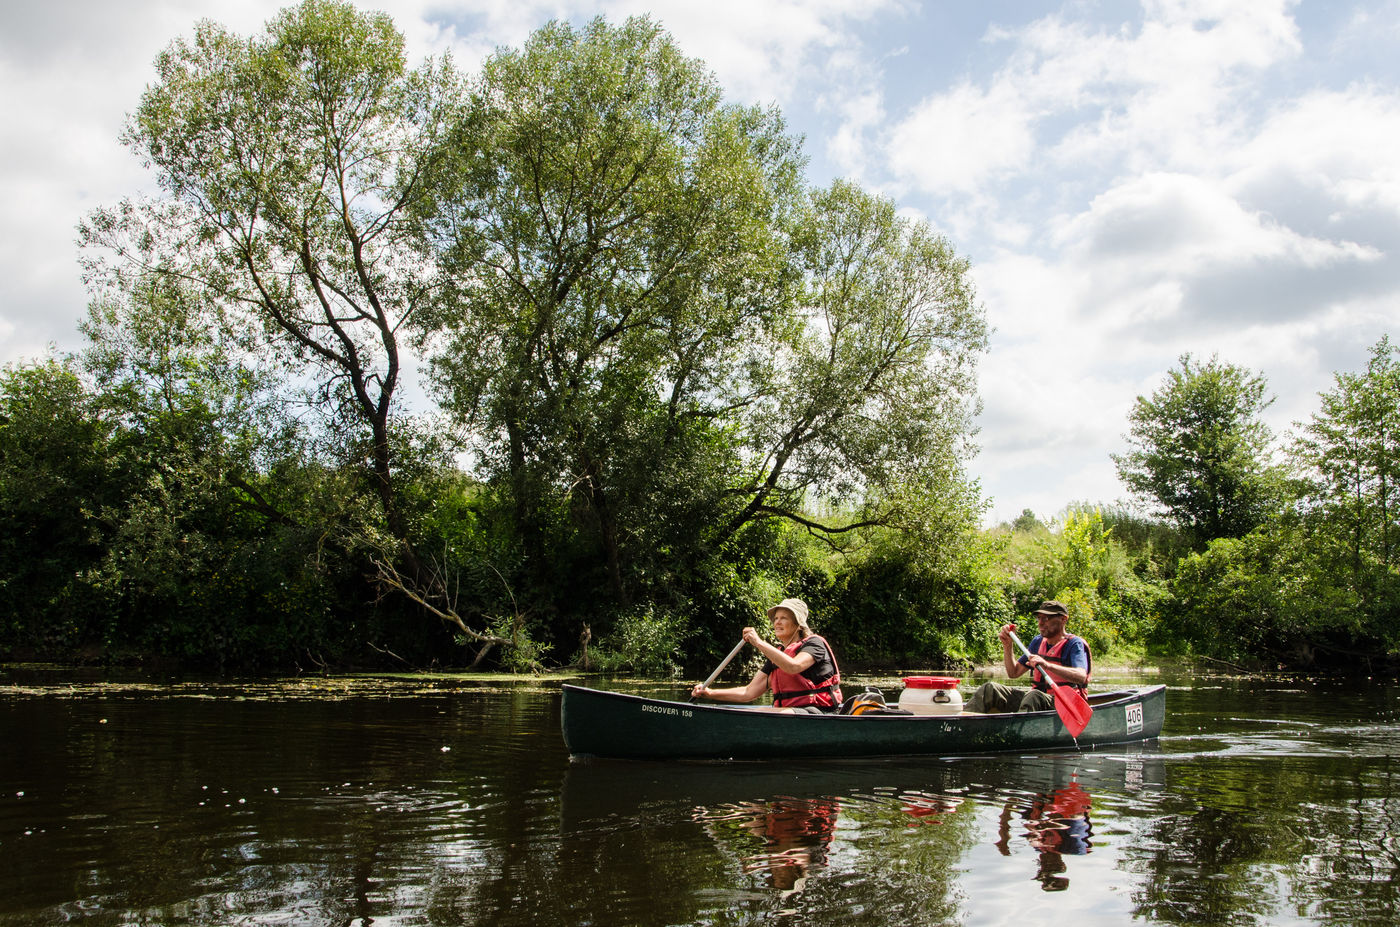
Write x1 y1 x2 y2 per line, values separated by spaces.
696 797 841 893
689 598 843 713
995 780 1094 892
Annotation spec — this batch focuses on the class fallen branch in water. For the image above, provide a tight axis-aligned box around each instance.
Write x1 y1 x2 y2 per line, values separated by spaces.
368 642 415 669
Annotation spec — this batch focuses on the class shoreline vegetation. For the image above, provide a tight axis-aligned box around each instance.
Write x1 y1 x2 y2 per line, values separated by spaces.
0 658 1289 695
1 660 1348 706
2 2 1396 679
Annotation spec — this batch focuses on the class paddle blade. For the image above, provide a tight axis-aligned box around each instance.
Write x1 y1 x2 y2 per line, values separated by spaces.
1005 629 1093 737
1054 685 1093 738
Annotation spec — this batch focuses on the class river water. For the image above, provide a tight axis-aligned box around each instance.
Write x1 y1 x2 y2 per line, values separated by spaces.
1 666 1397 926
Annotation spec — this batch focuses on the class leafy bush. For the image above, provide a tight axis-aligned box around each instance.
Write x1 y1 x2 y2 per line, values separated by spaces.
989 505 1167 658
482 613 548 674
1164 517 1382 667
589 606 690 677
823 534 1009 669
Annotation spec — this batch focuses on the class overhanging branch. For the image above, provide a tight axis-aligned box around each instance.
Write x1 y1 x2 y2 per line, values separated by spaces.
371 556 511 646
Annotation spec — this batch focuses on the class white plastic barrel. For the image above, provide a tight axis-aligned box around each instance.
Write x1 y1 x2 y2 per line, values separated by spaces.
898 676 963 715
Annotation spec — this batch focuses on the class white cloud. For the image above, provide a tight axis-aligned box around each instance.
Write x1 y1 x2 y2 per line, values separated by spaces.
884 1 1303 201
1229 86 1400 216
969 248 1141 523
0 0 289 363
1059 172 1378 283
887 81 1036 194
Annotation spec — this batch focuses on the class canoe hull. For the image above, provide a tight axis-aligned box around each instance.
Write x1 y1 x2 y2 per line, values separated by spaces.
561 683 1166 760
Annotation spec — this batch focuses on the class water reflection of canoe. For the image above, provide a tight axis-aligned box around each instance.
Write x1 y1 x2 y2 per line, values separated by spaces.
561 684 1165 760
561 746 1164 824
559 746 1166 879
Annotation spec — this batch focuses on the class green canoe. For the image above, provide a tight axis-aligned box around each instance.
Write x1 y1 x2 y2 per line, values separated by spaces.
561 683 1166 760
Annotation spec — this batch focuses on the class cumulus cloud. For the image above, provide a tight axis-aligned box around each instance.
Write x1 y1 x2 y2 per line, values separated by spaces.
842 1 1400 516
0 0 287 362
885 1 1303 198
1230 87 1400 217
1053 172 1381 329
887 81 1036 194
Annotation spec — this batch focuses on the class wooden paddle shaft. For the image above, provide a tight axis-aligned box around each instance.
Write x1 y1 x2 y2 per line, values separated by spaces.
692 638 747 701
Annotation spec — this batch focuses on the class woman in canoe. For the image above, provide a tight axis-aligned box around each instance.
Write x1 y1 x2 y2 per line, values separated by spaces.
690 598 844 713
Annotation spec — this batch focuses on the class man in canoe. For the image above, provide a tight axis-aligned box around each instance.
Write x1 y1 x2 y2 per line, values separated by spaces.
966 601 1091 713
689 598 844 713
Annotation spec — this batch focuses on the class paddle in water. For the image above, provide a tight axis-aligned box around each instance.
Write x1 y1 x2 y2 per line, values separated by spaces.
1007 630 1093 738
689 638 747 704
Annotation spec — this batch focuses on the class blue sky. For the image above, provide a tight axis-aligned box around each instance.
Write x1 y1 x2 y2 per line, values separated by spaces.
3 0 1398 524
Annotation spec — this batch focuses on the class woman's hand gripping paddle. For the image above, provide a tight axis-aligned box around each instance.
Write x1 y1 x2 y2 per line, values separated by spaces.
689 638 747 704
1008 630 1093 738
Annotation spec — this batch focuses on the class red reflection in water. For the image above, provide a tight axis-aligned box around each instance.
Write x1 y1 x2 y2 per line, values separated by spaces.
996 779 1094 892
901 792 963 824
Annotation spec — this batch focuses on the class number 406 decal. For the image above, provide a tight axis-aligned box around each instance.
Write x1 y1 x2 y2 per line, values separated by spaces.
1125 702 1144 735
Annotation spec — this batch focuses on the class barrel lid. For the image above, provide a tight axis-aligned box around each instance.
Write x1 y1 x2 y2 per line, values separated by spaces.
903 676 961 689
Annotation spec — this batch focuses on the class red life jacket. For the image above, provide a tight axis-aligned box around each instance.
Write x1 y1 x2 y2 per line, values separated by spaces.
1030 634 1091 693
769 634 843 710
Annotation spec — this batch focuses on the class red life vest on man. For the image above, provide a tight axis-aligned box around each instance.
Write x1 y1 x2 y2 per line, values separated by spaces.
1030 634 1092 693
769 634 843 710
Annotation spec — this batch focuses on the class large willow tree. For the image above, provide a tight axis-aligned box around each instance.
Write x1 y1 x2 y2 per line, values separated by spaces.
426 18 989 615
424 17 805 606
81 2 989 661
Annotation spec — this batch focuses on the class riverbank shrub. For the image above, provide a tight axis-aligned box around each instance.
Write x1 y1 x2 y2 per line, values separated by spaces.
987 506 1167 659
818 530 1008 670
587 606 690 678
1165 513 1395 668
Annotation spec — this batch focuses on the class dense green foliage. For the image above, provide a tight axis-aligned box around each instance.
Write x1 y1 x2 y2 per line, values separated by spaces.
986 505 1164 661
0 355 352 669
1166 335 1400 667
2 0 1396 675
988 333 1400 673
1 2 998 674
1089 339 1399 670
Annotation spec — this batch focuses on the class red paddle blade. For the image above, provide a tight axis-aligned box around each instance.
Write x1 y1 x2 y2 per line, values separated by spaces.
1054 685 1093 738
